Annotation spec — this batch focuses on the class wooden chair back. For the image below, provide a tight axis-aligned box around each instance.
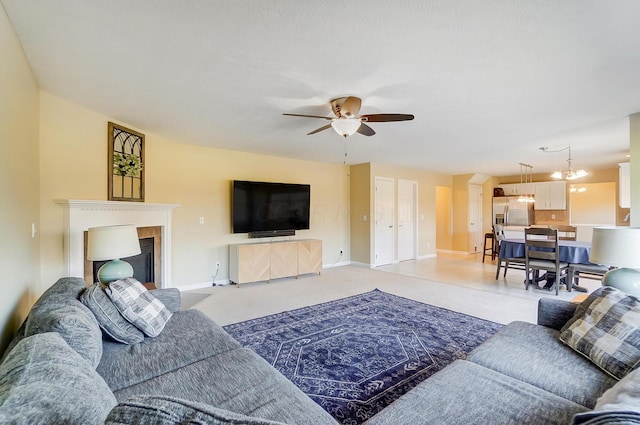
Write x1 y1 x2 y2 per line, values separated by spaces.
525 227 560 263
552 225 577 241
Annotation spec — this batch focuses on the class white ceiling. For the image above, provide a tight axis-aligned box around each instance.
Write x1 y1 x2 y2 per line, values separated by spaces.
3 0 640 176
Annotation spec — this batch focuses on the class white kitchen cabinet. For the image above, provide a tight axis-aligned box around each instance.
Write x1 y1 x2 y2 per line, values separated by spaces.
499 183 529 196
534 181 566 210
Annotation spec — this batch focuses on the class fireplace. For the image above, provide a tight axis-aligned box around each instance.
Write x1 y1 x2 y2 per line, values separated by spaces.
56 200 178 288
83 226 161 285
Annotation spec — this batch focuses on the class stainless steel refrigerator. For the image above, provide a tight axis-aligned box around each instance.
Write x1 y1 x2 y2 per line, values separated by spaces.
492 196 535 226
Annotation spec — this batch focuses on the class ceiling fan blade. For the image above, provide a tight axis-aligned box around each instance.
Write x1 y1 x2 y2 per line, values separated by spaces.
283 113 332 120
357 123 376 136
340 96 362 118
359 113 415 122
307 124 332 135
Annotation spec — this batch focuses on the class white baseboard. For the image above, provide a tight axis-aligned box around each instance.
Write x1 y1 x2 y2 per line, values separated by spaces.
416 253 437 260
436 249 474 256
177 279 230 291
323 261 351 269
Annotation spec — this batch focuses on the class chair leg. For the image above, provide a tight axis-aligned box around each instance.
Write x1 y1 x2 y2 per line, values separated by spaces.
495 261 501 280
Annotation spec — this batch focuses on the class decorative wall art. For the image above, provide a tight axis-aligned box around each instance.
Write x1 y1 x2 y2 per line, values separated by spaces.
108 122 145 202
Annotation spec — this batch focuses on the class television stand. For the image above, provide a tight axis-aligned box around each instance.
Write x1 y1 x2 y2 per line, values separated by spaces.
229 239 322 287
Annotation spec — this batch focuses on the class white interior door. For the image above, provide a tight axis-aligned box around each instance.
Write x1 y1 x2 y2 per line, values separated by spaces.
397 179 417 261
374 177 394 266
468 184 483 253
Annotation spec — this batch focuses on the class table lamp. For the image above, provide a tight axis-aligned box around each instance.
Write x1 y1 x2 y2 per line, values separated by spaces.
589 227 640 297
87 225 141 284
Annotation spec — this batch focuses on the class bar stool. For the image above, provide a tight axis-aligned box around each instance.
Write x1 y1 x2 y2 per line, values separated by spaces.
482 232 494 263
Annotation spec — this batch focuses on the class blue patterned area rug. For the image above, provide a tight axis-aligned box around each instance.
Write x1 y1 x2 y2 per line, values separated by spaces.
223 289 502 425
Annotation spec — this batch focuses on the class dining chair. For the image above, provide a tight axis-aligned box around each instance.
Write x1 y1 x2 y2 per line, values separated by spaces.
524 227 569 295
552 225 577 241
494 224 527 279
568 263 611 287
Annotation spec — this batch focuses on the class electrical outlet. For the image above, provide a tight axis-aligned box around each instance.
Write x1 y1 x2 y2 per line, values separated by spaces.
199 217 205 224
215 261 221 268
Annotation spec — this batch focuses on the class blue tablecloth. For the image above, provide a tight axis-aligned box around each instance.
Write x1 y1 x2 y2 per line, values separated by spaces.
499 239 593 264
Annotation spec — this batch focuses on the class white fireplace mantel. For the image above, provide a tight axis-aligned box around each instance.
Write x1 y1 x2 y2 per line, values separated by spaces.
55 199 179 287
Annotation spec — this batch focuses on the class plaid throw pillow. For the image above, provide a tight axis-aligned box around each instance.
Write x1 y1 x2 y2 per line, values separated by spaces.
106 278 172 337
560 286 640 380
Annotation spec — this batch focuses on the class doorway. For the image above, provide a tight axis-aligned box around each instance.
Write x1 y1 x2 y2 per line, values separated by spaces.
374 177 394 266
397 179 417 261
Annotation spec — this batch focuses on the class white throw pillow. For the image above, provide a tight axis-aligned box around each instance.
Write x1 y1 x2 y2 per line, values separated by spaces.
106 278 172 337
595 366 640 411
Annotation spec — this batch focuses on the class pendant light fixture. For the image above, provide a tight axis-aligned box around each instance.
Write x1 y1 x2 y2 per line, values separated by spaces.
517 163 536 203
539 146 588 180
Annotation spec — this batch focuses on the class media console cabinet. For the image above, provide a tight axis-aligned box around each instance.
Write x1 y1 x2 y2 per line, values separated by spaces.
229 239 322 287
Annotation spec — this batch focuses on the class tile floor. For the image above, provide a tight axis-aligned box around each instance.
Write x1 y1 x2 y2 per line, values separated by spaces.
187 252 600 326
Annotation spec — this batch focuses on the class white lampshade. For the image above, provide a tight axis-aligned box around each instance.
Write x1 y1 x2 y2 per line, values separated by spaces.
87 225 141 261
590 227 640 268
331 118 362 138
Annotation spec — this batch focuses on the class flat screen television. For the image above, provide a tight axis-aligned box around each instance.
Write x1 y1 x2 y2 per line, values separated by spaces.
232 180 310 236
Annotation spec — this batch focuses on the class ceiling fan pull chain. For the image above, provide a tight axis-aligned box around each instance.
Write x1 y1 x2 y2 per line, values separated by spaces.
344 141 348 165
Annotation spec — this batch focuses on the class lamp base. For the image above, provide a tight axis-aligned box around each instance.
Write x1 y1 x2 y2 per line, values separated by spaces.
602 268 640 297
97 259 134 285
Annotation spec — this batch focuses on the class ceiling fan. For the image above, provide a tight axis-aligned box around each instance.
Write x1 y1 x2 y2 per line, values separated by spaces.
283 96 414 138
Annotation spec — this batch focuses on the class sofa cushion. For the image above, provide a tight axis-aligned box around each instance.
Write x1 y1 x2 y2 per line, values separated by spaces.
97 309 242 391
468 321 616 408
365 360 588 425
81 283 145 344
105 395 288 425
0 332 117 425
24 277 102 367
559 286 640 379
106 277 172 337
111 347 337 425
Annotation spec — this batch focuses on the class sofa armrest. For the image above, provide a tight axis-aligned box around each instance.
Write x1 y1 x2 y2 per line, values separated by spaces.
537 298 577 330
149 288 181 312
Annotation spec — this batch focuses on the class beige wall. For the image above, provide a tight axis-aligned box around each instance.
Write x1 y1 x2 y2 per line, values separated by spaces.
349 163 371 264
570 182 616 225
435 186 453 251
0 7 41 353
38 93 351 289
451 175 473 252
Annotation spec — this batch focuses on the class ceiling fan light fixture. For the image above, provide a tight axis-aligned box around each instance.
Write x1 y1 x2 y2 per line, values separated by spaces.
331 118 361 138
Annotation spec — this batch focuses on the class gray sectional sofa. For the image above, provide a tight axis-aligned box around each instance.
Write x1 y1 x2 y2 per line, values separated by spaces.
0 278 336 424
1 277 639 424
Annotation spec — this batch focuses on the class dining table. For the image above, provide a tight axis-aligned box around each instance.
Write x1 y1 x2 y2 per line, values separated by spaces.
499 238 593 265
498 238 594 291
